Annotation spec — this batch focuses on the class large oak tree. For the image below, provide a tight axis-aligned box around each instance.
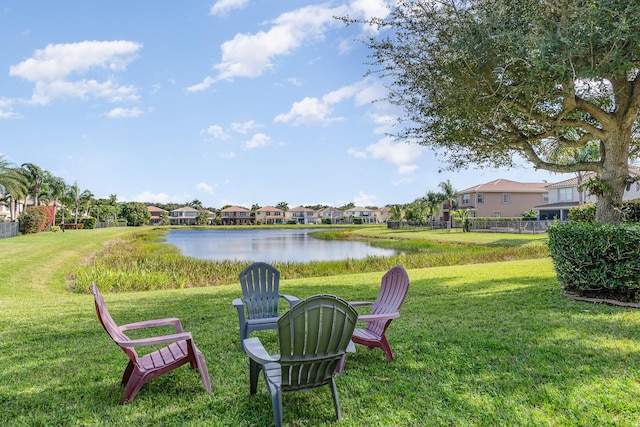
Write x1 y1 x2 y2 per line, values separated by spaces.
360 0 640 223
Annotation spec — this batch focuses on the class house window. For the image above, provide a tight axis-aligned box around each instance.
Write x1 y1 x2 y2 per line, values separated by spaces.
494 212 501 218
502 193 510 204
543 193 549 202
462 194 471 204
558 188 572 201
477 193 484 204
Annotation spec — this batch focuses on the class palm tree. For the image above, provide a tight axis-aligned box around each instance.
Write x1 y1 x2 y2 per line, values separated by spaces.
389 204 404 222
276 201 289 211
21 162 46 206
45 173 67 227
425 191 445 224
438 180 458 231
67 182 93 224
0 156 28 220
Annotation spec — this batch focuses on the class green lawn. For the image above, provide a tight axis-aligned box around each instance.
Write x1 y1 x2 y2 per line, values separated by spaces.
1 228 639 426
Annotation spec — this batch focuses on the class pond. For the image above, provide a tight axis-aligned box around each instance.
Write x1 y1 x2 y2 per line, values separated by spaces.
163 228 398 263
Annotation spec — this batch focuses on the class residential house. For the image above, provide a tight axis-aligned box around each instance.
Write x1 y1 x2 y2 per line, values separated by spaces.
169 206 200 225
255 206 285 224
344 206 375 224
456 179 549 219
534 166 640 220
147 205 168 225
317 207 344 224
375 206 391 224
286 206 319 224
220 206 254 225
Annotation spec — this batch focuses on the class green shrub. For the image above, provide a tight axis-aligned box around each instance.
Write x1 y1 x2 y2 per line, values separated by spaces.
82 217 97 229
322 218 332 224
18 207 49 234
567 203 596 222
548 221 640 301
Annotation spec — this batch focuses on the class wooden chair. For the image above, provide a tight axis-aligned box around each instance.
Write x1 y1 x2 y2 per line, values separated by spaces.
337 266 410 372
232 262 299 351
91 283 212 403
243 294 358 427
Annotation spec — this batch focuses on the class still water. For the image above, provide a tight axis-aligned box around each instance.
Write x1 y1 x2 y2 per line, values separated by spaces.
163 228 398 263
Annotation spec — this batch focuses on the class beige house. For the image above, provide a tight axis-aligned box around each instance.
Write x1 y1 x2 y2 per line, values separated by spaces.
147 205 168 225
534 166 640 220
169 206 200 225
344 206 376 224
286 206 319 224
375 206 391 224
456 179 549 218
220 206 254 225
255 206 285 224
317 207 344 224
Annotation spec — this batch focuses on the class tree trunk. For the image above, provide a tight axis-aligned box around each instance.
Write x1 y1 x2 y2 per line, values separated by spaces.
596 132 630 224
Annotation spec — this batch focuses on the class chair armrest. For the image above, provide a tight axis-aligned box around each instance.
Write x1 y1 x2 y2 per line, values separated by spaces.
118 331 193 348
280 294 299 306
357 312 400 322
232 298 244 308
244 337 279 364
349 301 374 307
119 317 184 333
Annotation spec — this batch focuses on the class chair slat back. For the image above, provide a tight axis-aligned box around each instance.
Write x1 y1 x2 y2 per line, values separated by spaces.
91 283 138 361
239 262 281 319
277 295 357 391
367 266 410 336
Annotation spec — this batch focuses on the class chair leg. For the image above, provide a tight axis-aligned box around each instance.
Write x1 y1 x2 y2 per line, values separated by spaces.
249 359 261 395
121 361 134 386
195 351 212 392
335 353 347 374
378 336 394 362
122 371 146 404
329 377 342 420
270 386 283 427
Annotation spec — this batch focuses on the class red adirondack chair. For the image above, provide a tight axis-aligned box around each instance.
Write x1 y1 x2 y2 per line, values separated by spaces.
91 283 212 403
337 266 410 372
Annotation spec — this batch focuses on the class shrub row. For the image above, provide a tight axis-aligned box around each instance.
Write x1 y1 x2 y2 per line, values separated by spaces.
548 221 640 301
568 199 640 222
18 206 54 234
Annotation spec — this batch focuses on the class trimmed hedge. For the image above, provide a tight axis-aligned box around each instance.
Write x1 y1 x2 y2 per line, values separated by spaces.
567 199 640 223
548 221 640 301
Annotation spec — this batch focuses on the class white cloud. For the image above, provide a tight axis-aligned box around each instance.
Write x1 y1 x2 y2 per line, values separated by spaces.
132 191 190 204
231 120 260 134
244 133 271 149
9 40 142 105
274 96 340 126
275 80 381 126
196 182 215 195
188 4 349 90
353 191 376 207
106 107 144 118
348 136 423 175
220 152 236 159
210 0 248 16
203 124 230 140
0 98 21 119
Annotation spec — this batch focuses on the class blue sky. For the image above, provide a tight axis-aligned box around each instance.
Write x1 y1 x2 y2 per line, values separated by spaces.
0 0 560 209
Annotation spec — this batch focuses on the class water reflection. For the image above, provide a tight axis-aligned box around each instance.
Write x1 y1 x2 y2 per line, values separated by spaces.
163 228 397 263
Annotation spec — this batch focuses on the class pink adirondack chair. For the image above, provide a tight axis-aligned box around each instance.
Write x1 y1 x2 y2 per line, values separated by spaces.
91 283 212 403
337 266 410 372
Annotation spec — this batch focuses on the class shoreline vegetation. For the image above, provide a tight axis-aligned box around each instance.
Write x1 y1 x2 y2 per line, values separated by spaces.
71 226 549 293
2 226 639 426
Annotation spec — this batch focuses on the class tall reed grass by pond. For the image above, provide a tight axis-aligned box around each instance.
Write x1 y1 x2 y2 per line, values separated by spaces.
71 227 549 293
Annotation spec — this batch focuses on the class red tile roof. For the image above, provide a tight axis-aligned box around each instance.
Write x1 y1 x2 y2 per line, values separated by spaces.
459 179 547 193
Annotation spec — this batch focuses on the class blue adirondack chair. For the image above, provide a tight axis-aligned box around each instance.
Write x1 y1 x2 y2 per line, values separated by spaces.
243 294 358 427
232 262 299 350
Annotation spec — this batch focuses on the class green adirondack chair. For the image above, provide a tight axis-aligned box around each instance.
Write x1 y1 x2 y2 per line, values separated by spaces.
233 262 299 350
243 294 358 427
